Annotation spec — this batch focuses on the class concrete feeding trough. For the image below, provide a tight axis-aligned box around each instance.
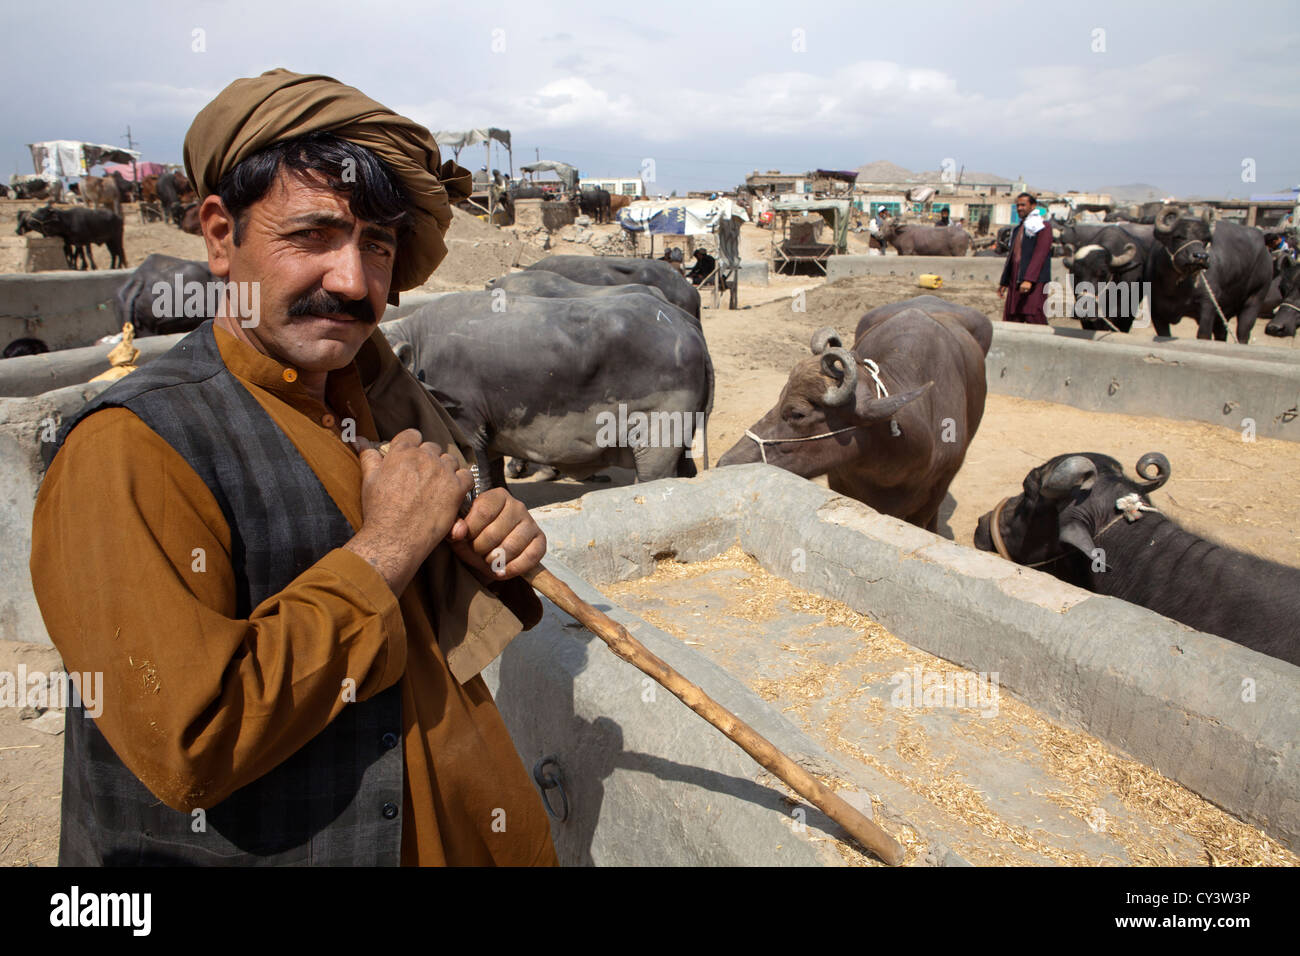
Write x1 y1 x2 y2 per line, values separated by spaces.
486 465 1299 866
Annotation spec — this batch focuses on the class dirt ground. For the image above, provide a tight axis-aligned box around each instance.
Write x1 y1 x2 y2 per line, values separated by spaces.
2 209 1297 866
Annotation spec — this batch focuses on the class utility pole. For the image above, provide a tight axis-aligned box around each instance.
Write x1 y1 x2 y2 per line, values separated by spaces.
122 125 139 188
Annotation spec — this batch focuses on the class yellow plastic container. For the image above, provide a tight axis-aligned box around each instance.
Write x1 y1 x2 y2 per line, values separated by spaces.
918 274 943 289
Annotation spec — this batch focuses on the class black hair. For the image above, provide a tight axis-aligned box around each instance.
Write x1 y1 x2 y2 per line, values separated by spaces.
1017 191 1037 204
216 132 413 247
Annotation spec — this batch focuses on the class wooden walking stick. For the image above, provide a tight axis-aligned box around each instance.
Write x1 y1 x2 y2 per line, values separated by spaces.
522 564 907 866
372 442 904 864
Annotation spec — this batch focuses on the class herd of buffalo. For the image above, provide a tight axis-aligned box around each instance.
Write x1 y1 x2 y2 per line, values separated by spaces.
4 193 1299 666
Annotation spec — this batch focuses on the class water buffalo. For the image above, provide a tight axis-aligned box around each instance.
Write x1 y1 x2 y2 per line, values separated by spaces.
1265 257 1300 337
486 269 668 305
973 452 1300 665
114 254 216 335
718 295 990 532
17 204 126 270
1145 207 1273 341
156 171 196 228
1063 225 1156 332
574 186 611 224
381 290 713 487
877 221 971 256
9 176 51 200
526 254 701 318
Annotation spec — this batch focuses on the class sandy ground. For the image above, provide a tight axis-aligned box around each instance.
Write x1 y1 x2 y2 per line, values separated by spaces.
2 210 1298 866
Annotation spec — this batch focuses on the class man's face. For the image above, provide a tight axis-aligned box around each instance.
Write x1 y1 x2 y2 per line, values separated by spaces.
202 167 398 373
1016 196 1033 219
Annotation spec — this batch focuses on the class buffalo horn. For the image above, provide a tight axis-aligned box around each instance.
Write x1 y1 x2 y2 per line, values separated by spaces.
1110 243 1138 268
811 327 843 355
1154 206 1182 235
1041 455 1097 498
820 347 858 406
1134 452 1171 491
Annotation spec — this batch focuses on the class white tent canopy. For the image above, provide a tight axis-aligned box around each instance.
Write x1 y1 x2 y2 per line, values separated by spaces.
432 128 511 150
28 140 141 181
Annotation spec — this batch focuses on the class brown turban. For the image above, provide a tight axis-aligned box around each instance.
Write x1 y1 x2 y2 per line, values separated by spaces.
183 68 473 295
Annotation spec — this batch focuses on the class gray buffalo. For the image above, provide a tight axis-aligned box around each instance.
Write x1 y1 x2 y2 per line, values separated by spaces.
718 295 990 531
973 452 1299 665
486 269 668 304
381 291 713 487
877 221 971 256
114 254 216 335
526 254 701 318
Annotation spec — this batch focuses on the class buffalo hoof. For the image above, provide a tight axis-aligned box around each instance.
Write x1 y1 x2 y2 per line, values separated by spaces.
505 458 530 478
536 465 561 481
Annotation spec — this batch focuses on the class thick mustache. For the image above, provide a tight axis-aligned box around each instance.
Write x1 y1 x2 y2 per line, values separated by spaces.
287 289 376 324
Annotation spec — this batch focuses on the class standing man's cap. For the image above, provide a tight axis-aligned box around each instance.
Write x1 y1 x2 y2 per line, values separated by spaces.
183 68 472 294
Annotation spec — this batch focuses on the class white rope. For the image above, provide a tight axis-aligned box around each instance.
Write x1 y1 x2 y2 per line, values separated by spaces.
1195 271 1231 336
743 357 890 463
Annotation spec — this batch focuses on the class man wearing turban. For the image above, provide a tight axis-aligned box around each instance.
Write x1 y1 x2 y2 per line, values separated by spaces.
30 70 559 866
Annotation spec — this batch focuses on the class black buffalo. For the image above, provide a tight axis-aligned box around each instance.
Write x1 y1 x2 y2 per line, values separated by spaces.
526 254 701 318
1062 225 1156 332
114 254 217 335
156 171 195 228
974 452 1300 665
1265 257 1300 337
573 186 611 224
1145 207 1273 341
17 205 126 270
381 291 713 487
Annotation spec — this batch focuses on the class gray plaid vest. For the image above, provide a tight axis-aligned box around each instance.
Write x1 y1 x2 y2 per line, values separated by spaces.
48 321 403 866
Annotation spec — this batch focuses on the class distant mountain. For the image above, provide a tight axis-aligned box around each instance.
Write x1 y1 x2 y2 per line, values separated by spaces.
1096 183 1168 203
915 168 1014 185
855 160 918 182
855 160 1016 186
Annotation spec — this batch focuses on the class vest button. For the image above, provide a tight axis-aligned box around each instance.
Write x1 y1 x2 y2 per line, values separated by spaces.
381 732 399 750
382 802 399 820
322 413 336 428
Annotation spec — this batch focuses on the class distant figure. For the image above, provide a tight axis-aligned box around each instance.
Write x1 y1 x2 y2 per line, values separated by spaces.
936 208 950 227
686 249 717 286
998 192 1053 325
659 247 684 273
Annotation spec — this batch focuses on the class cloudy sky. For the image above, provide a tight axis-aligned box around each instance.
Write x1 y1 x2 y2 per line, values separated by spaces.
3 0 1297 198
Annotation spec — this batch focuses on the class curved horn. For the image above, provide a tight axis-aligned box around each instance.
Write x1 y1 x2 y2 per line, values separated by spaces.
819 347 858 406
1134 452 1171 491
1041 455 1098 499
1155 206 1181 234
810 327 843 355
856 381 933 423
1110 243 1138 268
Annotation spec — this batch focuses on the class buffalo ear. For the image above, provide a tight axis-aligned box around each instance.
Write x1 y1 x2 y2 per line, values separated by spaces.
394 341 416 371
1059 520 1099 561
